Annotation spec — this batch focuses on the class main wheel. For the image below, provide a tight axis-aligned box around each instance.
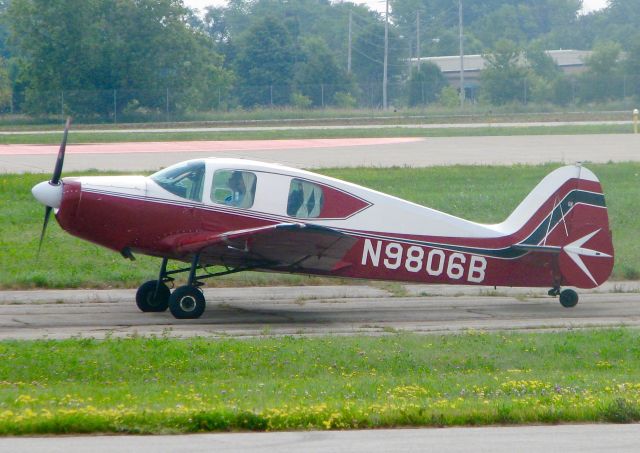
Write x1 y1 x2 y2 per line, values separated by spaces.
136 280 170 312
169 285 206 319
559 289 579 308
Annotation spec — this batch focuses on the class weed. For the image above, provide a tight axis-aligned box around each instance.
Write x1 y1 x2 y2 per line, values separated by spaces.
622 267 640 280
293 297 312 306
478 289 507 297
374 282 409 297
260 326 273 336
382 326 402 334
602 398 640 423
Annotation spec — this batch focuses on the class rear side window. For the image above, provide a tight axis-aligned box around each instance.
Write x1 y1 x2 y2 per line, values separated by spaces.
287 178 324 218
211 170 257 209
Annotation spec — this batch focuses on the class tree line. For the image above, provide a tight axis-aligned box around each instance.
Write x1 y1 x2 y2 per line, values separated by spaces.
0 0 639 118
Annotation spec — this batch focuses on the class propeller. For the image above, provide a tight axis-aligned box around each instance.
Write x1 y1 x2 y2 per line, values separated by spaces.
35 117 72 254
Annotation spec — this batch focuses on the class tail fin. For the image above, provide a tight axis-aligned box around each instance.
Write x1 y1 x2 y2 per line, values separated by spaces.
499 165 614 289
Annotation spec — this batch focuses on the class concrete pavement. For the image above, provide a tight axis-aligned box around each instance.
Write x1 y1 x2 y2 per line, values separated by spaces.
2 424 639 453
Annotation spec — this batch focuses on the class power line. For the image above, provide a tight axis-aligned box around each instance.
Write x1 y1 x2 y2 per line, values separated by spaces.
350 46 408 69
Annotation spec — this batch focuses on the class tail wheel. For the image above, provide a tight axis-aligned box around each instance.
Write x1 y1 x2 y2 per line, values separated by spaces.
169 285 206 319
559 289 579 308
135 280 170 312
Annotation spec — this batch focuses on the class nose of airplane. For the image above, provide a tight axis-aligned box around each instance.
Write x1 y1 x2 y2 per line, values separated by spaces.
32 181 63 209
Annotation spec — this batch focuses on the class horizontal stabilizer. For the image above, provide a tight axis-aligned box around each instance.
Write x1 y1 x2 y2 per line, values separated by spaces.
513 244 561 254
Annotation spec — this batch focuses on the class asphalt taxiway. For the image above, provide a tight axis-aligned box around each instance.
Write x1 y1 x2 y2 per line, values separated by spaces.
1 283 638 340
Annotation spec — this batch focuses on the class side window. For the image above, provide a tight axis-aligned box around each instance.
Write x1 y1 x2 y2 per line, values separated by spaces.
211 170 257 209
287 178 324 218
150 161 205 202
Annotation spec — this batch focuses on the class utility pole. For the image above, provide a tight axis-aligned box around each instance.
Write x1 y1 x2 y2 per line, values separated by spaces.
416 11 420 67
458 0 465 108
347 10 352 75
383 0 389 109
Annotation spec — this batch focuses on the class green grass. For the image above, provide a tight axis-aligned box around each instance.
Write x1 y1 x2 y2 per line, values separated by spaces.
0 330 638 434
1 162 637 288
0 103 634 129
0 124 634 144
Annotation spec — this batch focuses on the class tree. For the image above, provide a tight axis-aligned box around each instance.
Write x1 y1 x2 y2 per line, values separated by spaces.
601 0 640 45
578 41 624 102
623 35 640 99
0 0 10 59
406 62 446 106
0 56 10 111
293 36 352 107
235 16 296 107
524 43 568 104
391 0 582 53
6 0 232 116
480 39 528 105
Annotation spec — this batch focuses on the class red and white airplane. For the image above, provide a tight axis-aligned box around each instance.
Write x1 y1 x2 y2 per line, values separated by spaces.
33 120 614 318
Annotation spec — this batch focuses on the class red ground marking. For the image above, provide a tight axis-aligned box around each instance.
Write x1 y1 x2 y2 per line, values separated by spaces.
0 138 422 156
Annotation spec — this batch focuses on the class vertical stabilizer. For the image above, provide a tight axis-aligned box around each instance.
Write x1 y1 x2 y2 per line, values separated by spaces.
499 165 614 288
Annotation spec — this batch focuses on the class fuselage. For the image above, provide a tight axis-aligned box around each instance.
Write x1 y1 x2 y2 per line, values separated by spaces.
41 158 613 289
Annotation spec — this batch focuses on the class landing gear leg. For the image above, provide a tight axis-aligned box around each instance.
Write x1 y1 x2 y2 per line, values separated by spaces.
169 253 206 319
548 286 560 297
138 254 254 319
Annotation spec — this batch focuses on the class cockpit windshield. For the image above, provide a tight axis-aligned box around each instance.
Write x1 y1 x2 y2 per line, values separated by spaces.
150 161 205 202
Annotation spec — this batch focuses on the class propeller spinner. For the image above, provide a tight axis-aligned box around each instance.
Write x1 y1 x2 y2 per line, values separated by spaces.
32 117 72 253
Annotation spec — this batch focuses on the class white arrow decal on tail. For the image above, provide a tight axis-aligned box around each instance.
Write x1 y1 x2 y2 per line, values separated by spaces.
563 229 612 285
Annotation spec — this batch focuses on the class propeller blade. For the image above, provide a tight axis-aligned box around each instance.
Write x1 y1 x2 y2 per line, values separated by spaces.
37 206 53 256
51 117 72 185
38 118 71 256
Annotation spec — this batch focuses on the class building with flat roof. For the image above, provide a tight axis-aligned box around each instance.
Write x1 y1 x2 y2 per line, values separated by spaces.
412 49 592 97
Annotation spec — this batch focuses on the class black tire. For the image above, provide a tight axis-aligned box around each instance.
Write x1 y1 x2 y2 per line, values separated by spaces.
135 280 170 312
169 285 206 319
559 289 579 308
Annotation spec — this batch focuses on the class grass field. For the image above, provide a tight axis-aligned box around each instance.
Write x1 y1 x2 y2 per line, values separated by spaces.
0 105 633 130
1 162 637 289
0 123 634 145
0 330 638 434
0 163 640 289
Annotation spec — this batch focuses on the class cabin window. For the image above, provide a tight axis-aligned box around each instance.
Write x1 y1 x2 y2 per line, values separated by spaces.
287 178 324 218
150 160 205 202
211 170 257 209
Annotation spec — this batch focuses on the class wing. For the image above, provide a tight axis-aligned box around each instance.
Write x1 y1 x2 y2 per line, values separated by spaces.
164 223 358 273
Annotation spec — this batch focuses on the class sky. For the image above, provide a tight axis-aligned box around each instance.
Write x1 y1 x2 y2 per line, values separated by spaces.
183 0 609 15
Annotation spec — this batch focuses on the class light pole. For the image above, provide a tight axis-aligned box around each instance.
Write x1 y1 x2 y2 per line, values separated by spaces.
416 10 420 64
347 10 352 75
383 0 389 110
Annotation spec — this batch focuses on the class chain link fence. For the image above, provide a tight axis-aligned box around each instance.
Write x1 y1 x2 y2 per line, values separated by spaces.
2 75 639 121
